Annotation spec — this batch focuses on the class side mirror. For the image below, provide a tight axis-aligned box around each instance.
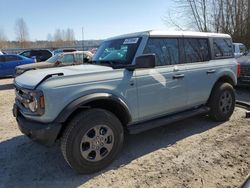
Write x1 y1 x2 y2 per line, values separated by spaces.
135 54 156 69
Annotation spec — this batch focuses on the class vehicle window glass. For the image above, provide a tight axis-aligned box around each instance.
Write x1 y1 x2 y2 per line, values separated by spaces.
213 38 233 58
62 54 74 64
184 38 210 63
42 50 51 58
5 55 21 62
75 54 84 63
143 38 179 66
93 37 141 65
33 51 40 56
239 45 246 53
21 51 30 57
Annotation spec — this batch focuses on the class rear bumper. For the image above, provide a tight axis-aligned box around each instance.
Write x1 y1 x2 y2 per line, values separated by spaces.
13 104 62 146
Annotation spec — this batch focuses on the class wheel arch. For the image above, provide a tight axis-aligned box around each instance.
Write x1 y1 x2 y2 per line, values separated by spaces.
56 93 132 128
207 75 236 105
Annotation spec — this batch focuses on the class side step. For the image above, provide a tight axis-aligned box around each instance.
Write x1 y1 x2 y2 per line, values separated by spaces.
128 106 210 134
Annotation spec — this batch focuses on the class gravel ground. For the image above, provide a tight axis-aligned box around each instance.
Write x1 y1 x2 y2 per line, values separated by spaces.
0 78 249 188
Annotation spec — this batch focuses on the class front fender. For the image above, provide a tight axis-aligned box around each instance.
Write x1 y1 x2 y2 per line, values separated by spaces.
55 93 132 123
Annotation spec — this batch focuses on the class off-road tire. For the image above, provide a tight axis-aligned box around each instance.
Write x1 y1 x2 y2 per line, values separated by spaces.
208 82 235 121
61 108 124 174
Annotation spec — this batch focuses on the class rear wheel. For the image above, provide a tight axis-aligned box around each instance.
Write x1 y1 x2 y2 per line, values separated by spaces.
61 108 124 174
208 82 235 121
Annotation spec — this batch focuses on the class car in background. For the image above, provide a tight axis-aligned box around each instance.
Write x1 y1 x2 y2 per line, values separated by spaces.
19 49 53 62
0 55 34 77
15 51 93 76
233 43 246 58
237 51 250 86
52 48 77 55
0 50 3 55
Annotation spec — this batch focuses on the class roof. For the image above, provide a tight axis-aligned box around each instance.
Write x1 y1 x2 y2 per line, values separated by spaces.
106 30 231 40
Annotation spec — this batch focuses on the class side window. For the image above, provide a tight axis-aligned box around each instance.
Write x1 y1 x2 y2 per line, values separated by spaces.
184 38 210 63
213 38 233 58
144 38 179 66
62 54 74 64
5 55 21 62
21 51 30 57
75 54 84 63
42 50 52 59
239 45 246 53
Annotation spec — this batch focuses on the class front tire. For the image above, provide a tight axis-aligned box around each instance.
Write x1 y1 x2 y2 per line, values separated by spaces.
61 109 124 174
208 82 235 121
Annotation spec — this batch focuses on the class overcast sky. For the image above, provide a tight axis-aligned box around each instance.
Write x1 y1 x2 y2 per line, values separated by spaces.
0 0 177 41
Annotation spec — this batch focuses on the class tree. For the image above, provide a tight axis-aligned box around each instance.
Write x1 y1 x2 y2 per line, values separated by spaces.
52 28 75 47
15 18 30 48
0 28 7 49
167 0 249 47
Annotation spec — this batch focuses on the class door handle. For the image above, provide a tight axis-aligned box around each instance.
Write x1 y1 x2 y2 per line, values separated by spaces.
207 69 216 74
173 74 185 79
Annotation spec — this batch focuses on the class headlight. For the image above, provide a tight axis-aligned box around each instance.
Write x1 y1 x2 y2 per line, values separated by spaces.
27 91 45 114
15 68 26 76
16 89 45 115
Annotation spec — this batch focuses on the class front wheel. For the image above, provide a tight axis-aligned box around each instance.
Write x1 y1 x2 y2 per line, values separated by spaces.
61 109 124 174
208 82 235 121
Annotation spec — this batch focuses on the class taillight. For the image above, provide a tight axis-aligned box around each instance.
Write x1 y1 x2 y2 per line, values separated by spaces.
237 63 241 78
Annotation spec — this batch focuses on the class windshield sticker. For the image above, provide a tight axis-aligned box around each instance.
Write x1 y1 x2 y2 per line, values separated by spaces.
123 38 139 44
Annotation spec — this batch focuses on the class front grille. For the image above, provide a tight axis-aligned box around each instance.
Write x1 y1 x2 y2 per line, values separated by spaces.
240 66 250 77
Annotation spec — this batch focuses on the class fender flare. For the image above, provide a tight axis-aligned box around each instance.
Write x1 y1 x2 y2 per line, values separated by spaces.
55 93 132 123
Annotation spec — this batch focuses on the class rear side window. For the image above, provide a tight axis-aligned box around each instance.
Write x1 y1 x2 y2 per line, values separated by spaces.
41 50 52 59
144 38 179 66
62 54 74 64
5 55 22 62
213 38 233 58
75 54 84 63
20 51 30 57
184 38 210 63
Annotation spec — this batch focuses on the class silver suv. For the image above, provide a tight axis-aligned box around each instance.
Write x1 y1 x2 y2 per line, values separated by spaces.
13 30 239 173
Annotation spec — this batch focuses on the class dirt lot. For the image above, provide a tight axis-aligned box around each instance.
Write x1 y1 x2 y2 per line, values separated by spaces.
0 78 249 188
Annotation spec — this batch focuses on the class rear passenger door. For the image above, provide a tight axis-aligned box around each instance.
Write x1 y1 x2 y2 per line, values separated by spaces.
182 38 215 107
135 38 189 121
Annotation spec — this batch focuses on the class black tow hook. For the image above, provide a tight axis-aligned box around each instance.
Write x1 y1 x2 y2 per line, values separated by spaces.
236 100 250 119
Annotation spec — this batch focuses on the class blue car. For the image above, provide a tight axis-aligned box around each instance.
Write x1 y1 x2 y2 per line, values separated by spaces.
0 54 34 77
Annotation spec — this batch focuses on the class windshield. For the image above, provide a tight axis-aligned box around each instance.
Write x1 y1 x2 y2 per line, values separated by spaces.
92 37 141 66
46 54 63 63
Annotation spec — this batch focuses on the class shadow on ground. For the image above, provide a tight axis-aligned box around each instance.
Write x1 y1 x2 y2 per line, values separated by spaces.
0 83 14 91
236 87 250 103
0 115 222 188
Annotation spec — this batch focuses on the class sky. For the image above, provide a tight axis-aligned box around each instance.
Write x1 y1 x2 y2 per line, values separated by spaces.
0 0 177 41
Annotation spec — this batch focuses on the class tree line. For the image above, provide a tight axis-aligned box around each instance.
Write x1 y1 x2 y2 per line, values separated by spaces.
0 18 76 49
167 0 250 47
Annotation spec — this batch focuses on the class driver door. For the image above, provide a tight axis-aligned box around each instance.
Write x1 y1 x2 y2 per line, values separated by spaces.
136 38 188 121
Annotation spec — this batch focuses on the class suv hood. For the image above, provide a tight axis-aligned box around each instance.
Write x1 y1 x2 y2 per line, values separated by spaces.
15 64 113 89
17 62 55 70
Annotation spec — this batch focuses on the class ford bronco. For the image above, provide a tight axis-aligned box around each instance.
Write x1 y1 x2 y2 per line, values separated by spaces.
13 30 239 173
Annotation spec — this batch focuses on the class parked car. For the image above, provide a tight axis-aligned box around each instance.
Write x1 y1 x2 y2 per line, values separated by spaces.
237 51 250 86
0 55 34 77
233 43 246 58
13 30 238 174
15 51 93 76
0 50 3 55
52 48 77 55
19 49 52 62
